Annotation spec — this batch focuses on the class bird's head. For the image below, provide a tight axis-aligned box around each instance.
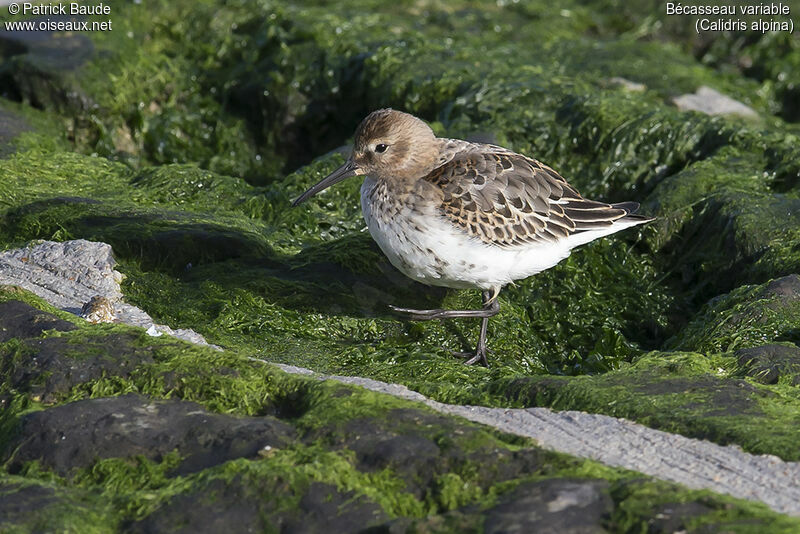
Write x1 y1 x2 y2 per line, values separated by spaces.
292 109 438 206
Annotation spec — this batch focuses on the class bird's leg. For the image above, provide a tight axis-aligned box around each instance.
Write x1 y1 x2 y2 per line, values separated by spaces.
388 291 499 320
390 290 499 367
452 291 496 366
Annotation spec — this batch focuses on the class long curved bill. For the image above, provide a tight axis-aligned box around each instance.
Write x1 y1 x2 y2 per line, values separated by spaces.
292 159 362 206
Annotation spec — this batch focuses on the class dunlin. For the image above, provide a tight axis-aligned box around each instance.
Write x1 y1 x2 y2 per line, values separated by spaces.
294 109 652 366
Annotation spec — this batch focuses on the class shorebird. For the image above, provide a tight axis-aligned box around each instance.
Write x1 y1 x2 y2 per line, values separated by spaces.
293 109 652 366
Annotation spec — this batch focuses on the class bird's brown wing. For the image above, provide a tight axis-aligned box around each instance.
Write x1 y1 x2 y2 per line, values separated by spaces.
424 149 636 248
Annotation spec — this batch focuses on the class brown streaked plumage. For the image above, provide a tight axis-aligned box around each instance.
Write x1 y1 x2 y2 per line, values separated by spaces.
428 150 643 248
293 109 653 366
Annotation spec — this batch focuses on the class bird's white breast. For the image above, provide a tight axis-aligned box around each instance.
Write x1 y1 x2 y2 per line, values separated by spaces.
359 177 578 291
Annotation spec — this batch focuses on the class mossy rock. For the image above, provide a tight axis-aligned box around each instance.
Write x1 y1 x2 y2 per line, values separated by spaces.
670 274 800 354
735 344 800 386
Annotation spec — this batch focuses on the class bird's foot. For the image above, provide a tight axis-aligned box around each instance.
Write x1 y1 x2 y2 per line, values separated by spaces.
451 348 489 367
390 291 498 367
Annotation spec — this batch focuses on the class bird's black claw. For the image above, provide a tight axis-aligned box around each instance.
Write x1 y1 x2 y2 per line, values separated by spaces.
451 350 489 367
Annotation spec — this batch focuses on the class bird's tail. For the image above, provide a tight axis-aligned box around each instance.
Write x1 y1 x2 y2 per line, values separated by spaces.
612 201 655 224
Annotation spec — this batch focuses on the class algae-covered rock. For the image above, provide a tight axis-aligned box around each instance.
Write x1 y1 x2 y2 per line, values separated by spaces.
0 299 76 343
1 329 156 404
127 478 389 534
3 393 297 476
735 344 800 386
0 106 30 156
481 479 613 534
0 16 94 112
670 274 800 354
1 288 797 529
0 477 113 532
485 350 800 460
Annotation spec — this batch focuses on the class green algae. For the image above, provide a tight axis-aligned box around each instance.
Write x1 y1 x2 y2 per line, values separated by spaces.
0 150 130 209
644 147 770 248
70 450 420 523
129 164 259 213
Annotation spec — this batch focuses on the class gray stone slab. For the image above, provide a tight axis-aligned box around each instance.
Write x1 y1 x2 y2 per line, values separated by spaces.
272 363 800 518
672 86 758 118
0 239 217 347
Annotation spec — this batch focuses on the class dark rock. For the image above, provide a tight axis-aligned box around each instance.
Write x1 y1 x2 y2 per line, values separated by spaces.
735 344 800 385
631 373 768 418
761 274 800 301
374 513 479 534
313 410 445 498
0 17 94 71
3 393 297 476
1 332 154 403
483 479 612 534
345 418 442 471
0 479 106 530
644 499 770 532
126 477 388 534
0 107 30 156
309 408 551 501
0 16 94 111
281 482 389 534
0 482 58 523
0 299 77 342
646 501 715 533
125 477 266 534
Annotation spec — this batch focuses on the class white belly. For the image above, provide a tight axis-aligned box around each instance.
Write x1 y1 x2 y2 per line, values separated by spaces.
359 178 574 291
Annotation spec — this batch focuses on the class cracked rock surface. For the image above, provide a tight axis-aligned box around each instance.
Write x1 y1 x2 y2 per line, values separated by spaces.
0 240 216 347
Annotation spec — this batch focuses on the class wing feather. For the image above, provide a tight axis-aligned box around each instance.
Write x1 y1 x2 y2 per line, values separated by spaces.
424 147 640 248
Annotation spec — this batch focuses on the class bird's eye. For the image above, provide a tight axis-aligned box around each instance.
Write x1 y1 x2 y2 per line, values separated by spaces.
375 144 388 153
